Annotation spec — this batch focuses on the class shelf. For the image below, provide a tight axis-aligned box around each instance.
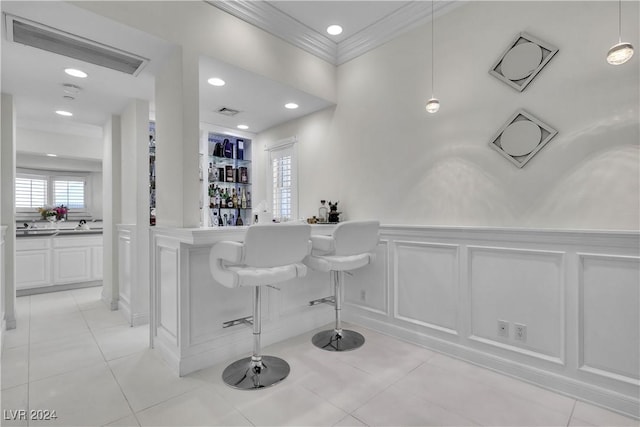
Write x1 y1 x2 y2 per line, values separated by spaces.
207 180 251 186
209 207 251 210
208 155 251 167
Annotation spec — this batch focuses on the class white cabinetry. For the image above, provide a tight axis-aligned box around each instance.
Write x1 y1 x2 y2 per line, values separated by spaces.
16 238 51 289
16 234 103 291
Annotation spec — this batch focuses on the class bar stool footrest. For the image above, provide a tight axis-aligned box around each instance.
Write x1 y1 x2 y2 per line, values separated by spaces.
308 296 335 307
222 315 253 329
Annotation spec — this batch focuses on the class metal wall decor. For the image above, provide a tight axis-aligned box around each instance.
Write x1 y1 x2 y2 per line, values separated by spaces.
489 109 557 168
490 32 558 92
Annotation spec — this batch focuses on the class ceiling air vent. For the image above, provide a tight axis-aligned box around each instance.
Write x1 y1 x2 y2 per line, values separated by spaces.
216 107 241 117
4 13 149 76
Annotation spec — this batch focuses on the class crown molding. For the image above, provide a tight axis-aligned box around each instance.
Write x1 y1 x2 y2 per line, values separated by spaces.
206 0 337 64
207 1 465 66
337 0 461 65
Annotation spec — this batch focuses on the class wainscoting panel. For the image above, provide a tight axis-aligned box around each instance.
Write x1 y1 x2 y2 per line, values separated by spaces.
158 244 179 343
394 241 458 334
468 246 564 362
345 240 389 315
342 226 640 419
579 253 640 384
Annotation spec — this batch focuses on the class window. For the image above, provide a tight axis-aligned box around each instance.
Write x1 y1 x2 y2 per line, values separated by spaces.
54 179 86 209
15 170 88 213
272 153 292 221
266 137 298 222
15 176 48 208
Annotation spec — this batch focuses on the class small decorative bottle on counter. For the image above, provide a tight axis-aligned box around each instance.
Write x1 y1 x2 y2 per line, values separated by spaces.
318 200 328 223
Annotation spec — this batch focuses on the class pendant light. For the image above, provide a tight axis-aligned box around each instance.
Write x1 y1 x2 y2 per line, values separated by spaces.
607 0 634 65
425 0 440 113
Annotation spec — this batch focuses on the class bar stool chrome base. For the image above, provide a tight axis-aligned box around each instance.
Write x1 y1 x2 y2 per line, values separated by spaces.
222 356 290 390
311 329 365 352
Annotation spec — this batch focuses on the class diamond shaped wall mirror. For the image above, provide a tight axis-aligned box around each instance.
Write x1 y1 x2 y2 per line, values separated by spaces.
490 32 559 92
489 109 558 168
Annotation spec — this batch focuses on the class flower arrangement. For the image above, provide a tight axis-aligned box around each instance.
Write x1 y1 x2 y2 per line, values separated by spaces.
37 205 68 221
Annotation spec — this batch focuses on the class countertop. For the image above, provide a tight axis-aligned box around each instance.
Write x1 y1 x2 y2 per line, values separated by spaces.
16 228 103 238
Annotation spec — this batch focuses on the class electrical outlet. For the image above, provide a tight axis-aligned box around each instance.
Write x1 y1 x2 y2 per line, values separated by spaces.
514 323 527 342
497 320 509 338
360 290 366 301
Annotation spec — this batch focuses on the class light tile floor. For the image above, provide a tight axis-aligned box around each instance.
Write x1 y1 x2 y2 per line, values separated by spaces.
1 287 638 427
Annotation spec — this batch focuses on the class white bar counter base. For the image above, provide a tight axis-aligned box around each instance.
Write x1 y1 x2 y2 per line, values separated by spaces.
150 224 639 419
150 225 336 378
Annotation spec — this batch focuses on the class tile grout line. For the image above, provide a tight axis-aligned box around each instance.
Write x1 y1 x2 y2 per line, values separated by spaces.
26 295 31 427
566 399 577 427
72 289 143 427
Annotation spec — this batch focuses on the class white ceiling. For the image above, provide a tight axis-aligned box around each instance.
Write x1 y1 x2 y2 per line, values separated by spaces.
1 0 459 157
269 1 411 43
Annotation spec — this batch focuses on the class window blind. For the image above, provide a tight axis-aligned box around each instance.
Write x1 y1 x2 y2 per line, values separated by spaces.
54 179 86 209
15 177 47 208
272 154 292 222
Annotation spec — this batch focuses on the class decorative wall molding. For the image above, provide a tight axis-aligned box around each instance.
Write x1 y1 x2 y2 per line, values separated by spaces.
489 109 558 168
344 225 640 419
207 0 463 65
489 32 559 92
577 252 640 386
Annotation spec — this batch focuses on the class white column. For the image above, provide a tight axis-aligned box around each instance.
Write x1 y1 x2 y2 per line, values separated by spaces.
155 46 200 228
1 93 16 330
102 115 121 310
119 99 150 325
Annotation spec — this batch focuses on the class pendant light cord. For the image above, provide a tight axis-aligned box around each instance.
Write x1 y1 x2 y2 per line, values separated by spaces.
618 0 622 42
431 0 435 98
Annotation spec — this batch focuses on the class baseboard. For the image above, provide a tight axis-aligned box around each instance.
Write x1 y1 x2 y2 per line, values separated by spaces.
118 299 132 325
346 313 640 420
17 281 102 297
131 312 149 327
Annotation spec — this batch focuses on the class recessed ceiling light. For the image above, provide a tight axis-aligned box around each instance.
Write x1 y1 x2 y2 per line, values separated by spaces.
55 110 73 116
64 68 88 78
208 77 226 86
46 153 57 157
237 124 249 130
284 103 299 109
327 25 343 36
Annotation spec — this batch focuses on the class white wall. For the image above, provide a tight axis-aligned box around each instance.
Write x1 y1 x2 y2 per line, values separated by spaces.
256 1 640 230
16 127 102 160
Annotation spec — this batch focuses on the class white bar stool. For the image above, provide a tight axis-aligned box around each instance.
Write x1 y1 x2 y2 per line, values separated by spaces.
305 220 380 351
210 223 311 389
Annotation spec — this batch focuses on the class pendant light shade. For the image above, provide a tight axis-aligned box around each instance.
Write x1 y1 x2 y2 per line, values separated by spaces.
607 0 634 65
607 41 634 65
426 97 440 114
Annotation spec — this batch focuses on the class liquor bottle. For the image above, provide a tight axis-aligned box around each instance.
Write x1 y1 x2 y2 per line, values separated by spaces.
232 188 237 208
213 167 219 182
226 189 234 208
209 185 215 208
212 210 219 227
223 213 228 226
229 213 234 226
214 187 221 208
236 139 244 160
246 191 251 208
318 200 328 223
208 163 214 181
236 213 244 226
223 138 233 158
241 188 247 209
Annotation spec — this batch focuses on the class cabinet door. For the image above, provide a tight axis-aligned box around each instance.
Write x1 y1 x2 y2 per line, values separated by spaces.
16 250 51 289
53 247 91 284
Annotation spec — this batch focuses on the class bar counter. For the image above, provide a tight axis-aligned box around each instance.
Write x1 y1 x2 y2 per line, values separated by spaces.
150 224 337 376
